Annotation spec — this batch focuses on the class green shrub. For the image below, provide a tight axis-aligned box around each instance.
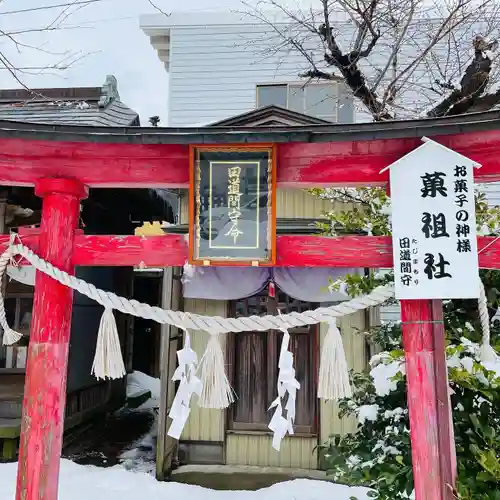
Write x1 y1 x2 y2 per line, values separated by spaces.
312 187 500 499
320 277 500 499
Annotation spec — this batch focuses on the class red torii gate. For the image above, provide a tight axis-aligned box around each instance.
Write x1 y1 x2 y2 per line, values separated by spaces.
3 112 500 500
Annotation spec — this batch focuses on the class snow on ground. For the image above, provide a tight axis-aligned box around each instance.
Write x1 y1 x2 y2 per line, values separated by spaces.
42 370 371 498
126 371 160 399
0 460 371 500
126 371 161 410
120 371 162 471
119 411 158 474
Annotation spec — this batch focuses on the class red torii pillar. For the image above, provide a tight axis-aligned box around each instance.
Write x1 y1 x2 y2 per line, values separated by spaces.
401 300 456 500
16 178 88 500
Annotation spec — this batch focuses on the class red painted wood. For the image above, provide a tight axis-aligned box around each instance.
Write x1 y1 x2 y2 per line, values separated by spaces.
276 234 500 268
72 234 188 267
401 300 455 500
16 178 88 500
0 139 189 187
2 234 500 268
1 129 500 187
276 235 395 267
432 300 457 492
277 130 500 187
16 228 84 236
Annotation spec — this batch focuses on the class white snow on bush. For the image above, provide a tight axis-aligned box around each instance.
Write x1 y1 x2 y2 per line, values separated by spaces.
370 360 405 396
358 404 379 424
0 460 372 500
447 338 500 382
460 356 474 374
383 408 406 422
483 360 500 378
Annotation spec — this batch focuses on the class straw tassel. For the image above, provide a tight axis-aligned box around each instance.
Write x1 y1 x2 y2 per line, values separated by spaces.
197 332 235 409
91 308 126 380
0 239 23 345
479 280 498 363
317 318 352 401
1 326 22 346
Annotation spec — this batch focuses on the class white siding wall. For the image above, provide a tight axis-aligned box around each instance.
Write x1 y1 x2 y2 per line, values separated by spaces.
168 24 354 126
479 183 500 206
380 301 401 324
144 12 491 126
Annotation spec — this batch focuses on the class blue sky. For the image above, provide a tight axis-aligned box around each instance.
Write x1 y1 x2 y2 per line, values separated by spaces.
0 0 239 125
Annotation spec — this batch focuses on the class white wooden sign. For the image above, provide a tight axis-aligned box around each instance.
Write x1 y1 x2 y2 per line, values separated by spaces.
385 137 481 300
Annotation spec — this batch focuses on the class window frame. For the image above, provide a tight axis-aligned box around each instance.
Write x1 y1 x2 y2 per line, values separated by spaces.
226 290 319 436
255 83 288 109
256 81 340 122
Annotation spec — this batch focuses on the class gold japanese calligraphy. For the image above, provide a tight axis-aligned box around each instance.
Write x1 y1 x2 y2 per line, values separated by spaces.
225 166 244 243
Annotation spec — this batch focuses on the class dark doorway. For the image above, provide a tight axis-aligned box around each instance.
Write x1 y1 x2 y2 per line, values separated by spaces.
132 273 162 377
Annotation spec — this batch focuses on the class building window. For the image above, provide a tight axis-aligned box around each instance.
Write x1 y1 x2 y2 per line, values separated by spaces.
257 84 288 109
0 281 33 369
256 82 339 122
227 288 319 435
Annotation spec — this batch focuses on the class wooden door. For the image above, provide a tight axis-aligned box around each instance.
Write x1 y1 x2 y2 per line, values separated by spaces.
227 288 318 435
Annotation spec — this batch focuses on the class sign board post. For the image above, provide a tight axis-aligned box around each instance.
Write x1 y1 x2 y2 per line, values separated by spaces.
383 137 481 500
389 137 481 300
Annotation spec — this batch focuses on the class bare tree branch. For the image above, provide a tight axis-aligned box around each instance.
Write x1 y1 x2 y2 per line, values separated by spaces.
300 68 337 80
146 0 171 18
0 0 107 99
0 1 105 16
428 37 499 116
380 0 486 109
466 87 500 112
240 2 321 72
316 0 389 119
243 0 500 121
371 1 416 92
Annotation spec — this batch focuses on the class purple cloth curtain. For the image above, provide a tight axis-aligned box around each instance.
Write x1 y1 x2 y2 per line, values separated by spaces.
182 266 361 302
182 266 269 300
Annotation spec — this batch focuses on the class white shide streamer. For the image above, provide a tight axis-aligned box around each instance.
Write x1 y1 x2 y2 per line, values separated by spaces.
268 329 300 451
167 330 202 440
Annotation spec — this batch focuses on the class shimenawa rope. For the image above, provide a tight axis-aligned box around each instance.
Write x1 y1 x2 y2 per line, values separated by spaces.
0 242 496 449
0 243 395 334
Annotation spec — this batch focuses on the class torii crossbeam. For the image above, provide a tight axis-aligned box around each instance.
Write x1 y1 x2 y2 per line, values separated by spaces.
3 111 500 500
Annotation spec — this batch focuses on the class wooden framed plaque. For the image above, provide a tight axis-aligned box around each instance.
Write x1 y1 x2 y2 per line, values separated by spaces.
189 144 277 266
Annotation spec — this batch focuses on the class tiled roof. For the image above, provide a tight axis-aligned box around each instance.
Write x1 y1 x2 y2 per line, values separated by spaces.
208 105 332 127
0 77 177 225
0 75 139 127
